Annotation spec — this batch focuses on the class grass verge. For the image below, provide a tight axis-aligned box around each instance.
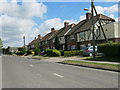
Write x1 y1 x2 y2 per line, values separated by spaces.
60 60 120 71
31 56 49 60
83 56 119 62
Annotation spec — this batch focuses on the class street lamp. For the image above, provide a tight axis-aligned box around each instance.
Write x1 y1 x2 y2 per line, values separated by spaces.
84 0 96 58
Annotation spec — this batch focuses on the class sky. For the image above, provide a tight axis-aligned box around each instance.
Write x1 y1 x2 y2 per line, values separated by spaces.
0 0 119 48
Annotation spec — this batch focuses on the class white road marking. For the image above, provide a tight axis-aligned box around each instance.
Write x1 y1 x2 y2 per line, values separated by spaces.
53 73 64 78
29 64 33 67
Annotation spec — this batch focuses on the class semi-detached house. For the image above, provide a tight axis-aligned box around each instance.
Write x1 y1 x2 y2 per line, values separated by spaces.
27 13 120 51
66 13 117 50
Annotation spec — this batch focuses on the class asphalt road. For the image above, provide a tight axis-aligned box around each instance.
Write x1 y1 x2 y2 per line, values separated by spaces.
2 56 118 88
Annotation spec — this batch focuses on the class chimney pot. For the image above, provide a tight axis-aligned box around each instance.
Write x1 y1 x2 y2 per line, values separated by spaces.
64 21 69 27
86 13 92 20
51 28 55 32
38 34 41 38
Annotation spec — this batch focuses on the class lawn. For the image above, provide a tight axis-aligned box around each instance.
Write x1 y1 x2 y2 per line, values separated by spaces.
61 60 120 71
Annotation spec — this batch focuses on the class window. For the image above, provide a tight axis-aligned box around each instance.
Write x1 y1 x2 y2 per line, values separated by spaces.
71 34 75 40
71 45 76 50
31 45 34 48
53 38 55 42
79 32 85 41
45 41 47 44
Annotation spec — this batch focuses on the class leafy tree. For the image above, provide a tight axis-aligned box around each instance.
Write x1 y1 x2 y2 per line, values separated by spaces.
34 42 41 55
54 37 60 50
0 39 2 55
0 39 2 49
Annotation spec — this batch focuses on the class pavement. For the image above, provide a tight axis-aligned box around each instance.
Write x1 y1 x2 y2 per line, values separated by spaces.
0 56 2 89
2 55 118 88
28 56 119 64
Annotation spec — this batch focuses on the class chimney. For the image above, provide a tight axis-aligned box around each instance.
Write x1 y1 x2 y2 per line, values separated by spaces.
71 23 76 28
51 28 55 32
34 37 36 40
64 21 69 27
38 34 41 39
86 13 92 20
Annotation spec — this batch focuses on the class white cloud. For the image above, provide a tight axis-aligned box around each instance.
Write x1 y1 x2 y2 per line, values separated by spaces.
0 1 47 47
38 18 78 36
79 4 118 21
80 15 86 21
1 15 39 47
0 1 47 19
38 18 63 35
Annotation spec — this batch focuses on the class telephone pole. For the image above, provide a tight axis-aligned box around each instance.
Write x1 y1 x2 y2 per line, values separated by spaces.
91 0 96 58
23 36 25 49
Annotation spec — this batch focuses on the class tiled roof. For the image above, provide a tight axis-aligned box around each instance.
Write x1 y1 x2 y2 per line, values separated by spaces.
66 20 86 36
41 30 57 41
28 37 41 46
74 14 115 33
57 25 71 37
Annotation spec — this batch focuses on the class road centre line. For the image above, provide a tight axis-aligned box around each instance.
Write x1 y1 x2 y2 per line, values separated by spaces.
53 73 64 78
29 64 34 67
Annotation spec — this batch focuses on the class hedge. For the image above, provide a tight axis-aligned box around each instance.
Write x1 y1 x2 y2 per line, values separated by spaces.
46 49 61 57
98 42 120 58
64 50 83 57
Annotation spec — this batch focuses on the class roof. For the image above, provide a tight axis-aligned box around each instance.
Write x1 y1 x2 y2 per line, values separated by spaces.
74 14 115 34
50 27 65 39
41 30 57 41
28 37 41 46
66 20 86 36
57 25 71 37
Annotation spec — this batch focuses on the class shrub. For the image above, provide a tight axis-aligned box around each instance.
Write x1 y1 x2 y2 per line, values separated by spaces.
98 42 120 58
26 50 33 55
16 51 24 56
46 49 61 57
34 48 41 55
60 50 64 56
64 50 82 57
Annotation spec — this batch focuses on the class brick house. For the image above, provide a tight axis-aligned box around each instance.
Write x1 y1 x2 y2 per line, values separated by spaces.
74 13 115 49
39 28 57 51
27 34 42 50
65 13 116 50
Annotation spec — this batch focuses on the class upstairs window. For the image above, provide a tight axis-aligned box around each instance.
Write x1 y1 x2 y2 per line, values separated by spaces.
71 34 75 40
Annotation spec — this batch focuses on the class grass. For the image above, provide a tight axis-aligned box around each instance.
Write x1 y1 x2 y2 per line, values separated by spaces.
32 56 49 59
61 60 120 71
83 56 119 62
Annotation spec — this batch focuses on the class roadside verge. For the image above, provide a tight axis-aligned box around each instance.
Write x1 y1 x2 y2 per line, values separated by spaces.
58 60 120 72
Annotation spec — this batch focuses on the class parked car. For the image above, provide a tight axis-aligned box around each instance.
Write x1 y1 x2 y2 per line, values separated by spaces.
82 46 98 56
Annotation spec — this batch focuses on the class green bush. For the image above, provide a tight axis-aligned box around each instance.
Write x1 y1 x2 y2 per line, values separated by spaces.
26 50 33 55
60 50 64 56
98 42 120 58
64 50 82 57
16 51 25 56
46 49 61 57
34 48 41 55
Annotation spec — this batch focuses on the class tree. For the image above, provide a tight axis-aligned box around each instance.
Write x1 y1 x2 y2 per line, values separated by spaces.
34 42 41 55
0 39 2 49
0 39 2 55
54 37 60 50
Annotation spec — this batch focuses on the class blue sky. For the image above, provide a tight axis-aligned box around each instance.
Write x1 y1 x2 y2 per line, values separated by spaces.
32 2 118 26
0 0 119 47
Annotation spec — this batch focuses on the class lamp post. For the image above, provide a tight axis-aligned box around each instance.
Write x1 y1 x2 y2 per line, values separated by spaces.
84 0 96 58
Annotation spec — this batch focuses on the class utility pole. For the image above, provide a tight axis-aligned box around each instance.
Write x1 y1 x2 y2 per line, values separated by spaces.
91 0 96 58
23 36 26 50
